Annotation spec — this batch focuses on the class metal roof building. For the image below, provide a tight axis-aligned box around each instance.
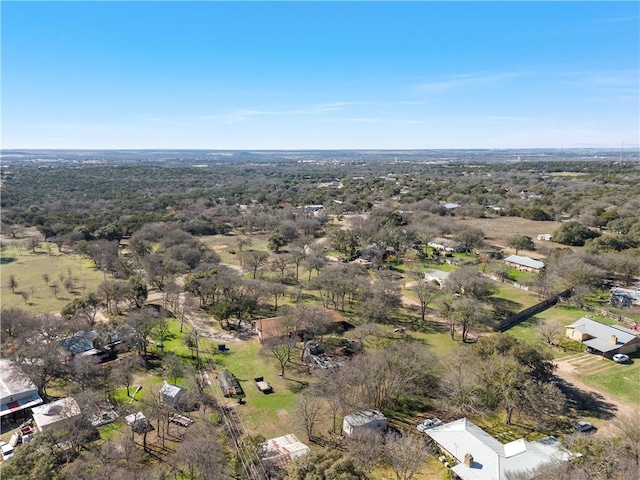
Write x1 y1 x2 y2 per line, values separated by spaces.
261 433 310 468
0 359 43 421
342 410 387 437
504 255 545 271
426 418 573 480
159 382 186 407
565 317 640 356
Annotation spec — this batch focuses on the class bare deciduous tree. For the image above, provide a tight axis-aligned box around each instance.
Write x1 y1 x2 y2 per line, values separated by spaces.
385 432 430 480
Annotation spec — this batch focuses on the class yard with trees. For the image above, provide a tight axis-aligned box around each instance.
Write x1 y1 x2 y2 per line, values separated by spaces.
2 153 639 479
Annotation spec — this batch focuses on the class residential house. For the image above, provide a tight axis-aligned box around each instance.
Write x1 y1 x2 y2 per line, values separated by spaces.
342 410 387 437
255 310 350 343
426 418 573 480
428 238 465 253
444 203 460 210
0 359 43 429
565 317 640 358
504 254 545 272
261 434 310 468
159 382 186 408
31 397 81 433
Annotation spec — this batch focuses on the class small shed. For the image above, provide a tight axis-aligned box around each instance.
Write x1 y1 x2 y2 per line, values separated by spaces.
159 382 186 408
342 410 387 437
261 434 310 468
217 370 244 397
124 411 151 433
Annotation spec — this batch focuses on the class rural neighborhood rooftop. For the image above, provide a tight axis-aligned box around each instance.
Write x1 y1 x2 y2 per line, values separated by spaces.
426 418 573 480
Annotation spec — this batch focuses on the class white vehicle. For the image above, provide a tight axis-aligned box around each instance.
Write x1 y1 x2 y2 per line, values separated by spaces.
0 442 14 461
612 353 630 363
417 418 443 432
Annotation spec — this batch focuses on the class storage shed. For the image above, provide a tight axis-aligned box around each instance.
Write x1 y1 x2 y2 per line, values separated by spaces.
261 434 310 468
159 382 186 408
342 410 387 437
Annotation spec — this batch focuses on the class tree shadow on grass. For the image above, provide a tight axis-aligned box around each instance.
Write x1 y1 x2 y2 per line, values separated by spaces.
553 375 618 420
489 297 524 317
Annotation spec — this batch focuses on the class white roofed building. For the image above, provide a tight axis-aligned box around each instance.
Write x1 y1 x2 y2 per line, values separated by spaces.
504 255 545 272
426 418 573 480
342 410 387 437
31 397 81 432
159 382 186 408
0 359 43 427
425 269 451 287
261 433 310 468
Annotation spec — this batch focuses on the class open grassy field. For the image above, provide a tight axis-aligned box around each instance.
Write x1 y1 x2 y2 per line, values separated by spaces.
0 242 107 314
117 317 310 441
199 233 271 266
560 352 640 407
491 282 541 311
454 216 563 251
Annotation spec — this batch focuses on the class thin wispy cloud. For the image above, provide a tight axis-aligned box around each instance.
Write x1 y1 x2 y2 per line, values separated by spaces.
593 15 640 23
197 102 352 123
416 72 524 93
482 115 534 123
557 69 639 97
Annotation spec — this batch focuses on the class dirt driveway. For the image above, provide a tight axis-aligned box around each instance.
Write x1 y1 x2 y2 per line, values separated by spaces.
553 355 636 435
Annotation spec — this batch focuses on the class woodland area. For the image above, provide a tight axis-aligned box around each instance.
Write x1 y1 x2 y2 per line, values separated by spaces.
1 153 639 480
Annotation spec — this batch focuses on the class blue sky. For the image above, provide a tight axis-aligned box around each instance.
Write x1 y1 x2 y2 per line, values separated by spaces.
2 1 638 149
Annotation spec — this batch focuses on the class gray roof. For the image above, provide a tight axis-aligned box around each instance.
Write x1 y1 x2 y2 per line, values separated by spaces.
425 269 451 282
343 410 387 427
0 359 39 402
0 359 43 417
566 317 637 351
426 418 572 480
160 382 184 398
504 255 545 270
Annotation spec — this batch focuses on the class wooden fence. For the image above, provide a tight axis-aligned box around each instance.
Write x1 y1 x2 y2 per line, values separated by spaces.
495 290 572 332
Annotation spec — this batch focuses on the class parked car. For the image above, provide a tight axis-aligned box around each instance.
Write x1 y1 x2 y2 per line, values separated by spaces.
612 353 630 364
574 421 596 433
0 441 14 461
417 418 443 432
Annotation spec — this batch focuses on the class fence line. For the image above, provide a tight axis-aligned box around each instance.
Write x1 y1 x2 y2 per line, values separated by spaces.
557 299 637 326
495 290 572 332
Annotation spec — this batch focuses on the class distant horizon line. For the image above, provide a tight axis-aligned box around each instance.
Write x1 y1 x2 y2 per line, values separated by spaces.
2 147 639 152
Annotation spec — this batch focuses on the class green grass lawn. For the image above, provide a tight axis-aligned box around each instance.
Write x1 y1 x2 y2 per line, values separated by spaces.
214 340 311 439
199 234 271 265
0 244 107 314
407 329 461 359
491 283 541 311
579 356 640 407
120 315 310 440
